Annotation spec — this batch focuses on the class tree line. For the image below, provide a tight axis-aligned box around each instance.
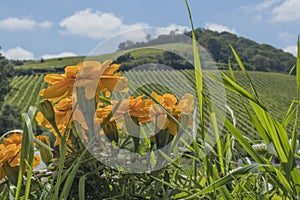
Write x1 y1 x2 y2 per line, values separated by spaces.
118 28 295 72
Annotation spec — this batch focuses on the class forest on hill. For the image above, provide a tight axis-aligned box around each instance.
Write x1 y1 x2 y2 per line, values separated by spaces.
117 28 296 72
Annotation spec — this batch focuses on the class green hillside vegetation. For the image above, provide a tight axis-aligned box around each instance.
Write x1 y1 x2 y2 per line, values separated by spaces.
4 70 297 139
12 28 295 75
118 28 296 72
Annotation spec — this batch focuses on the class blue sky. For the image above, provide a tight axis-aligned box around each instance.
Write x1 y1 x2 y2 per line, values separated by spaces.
0 0 299 60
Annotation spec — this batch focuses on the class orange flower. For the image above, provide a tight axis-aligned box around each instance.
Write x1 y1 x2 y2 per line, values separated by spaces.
150 92 194 135
40 60 128 102
36 97 73 146
75 60 128 100
114 96 153 123
95 104 114 125
40 64 78 102
0 133 40 180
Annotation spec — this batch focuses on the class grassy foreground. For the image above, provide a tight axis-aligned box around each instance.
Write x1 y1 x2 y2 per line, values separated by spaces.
0 1 299 199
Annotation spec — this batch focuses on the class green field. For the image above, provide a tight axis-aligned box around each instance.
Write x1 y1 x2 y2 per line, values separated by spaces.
14 43 214 72
5 69 297 139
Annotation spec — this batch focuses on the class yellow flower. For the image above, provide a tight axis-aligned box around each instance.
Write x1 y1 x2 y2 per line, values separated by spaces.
40 64 78 102
150 92 194 135
75 60 128 100
114 96 154 124
95 104 114 125
54 97 73 126
36 97 73 146
40 60 128 102
0 133 40 181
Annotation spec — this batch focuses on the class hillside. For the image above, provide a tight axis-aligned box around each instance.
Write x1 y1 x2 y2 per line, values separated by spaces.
118 28 296 72
12 28 296 75
4 70 298 138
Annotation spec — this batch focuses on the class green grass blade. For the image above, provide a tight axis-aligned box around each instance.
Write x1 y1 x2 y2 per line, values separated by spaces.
289 64 296 76
230 45 259 99
14 113 35 200
290 107 298 158
274 120 290 154
60 150 87 199
185 164 264 198
15 113 34 200
283 105 297 128
273 167 294 195
228 59 235 81
210 112 225 175
243 104 270 144
221 72 265 108
79 174 87 200
23 118 34 200
223 117 265 163
53 128 69 199
206 71 261 105
297 36 300 100
185 0 203 123
250 102 288 163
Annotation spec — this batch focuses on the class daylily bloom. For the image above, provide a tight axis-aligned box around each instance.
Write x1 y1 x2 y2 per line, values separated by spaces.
0 133 40 180
36 97 73 146
75 60 128 100
41 60 128 102
114 96 154 124
150 92 194 135
40 64 78 102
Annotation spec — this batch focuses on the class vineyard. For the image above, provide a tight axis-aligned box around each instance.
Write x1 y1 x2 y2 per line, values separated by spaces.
4 70 297 139
5 74 47 112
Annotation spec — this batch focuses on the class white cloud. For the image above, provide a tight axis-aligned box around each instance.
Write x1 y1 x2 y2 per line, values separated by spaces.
0 17 51 30
154 23 190 37
60 9 149 40
205 23 236 34
39 21 52 29
255 0 279 11
272 0 300 22
42 52 77 59
119 23 149 42
0 47 34 60
283 45 297 56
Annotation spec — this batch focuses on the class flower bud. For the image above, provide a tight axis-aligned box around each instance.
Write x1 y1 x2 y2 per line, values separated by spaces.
3 162 19 186
36 135 53 166
38 100 56 126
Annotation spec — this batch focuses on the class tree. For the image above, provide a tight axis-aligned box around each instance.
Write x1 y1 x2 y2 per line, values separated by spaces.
0 53 16 135
0 53 14 103
0 104 22 133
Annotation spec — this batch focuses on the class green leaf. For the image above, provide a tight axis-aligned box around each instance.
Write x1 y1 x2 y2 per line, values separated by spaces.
250 102 288 163
185 0 203 124
15 113 35 200
297 36 300 100
60 150 87 199
230 45 259 99
185 164 264 198
243 104 270 144
273 167 294 195
210 112 225 175
79 174 87 200
228 59 235 81
221 113 265 164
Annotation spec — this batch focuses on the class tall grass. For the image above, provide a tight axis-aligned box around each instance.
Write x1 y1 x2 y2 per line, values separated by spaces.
0 1 299 199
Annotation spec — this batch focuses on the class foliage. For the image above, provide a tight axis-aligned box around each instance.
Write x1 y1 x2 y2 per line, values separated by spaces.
0 54 16 136
0 54 14 103
1 2 300 199
0 104 22 132
117 29 295 73
3 71 298 144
